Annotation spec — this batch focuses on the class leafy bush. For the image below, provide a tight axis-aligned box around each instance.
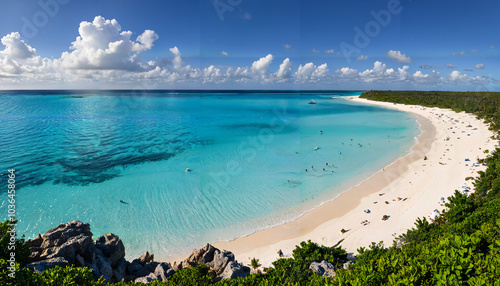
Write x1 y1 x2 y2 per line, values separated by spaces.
0 219 30 267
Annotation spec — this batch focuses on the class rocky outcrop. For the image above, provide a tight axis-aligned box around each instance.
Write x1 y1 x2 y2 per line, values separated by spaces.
126 252 159 281
310 260 336 279
176 244 249 281
26 220 133 283
27 257 69 274
134 262 175 283
95 233 125 267
177 243 238 276
25 221 251 284
217 261 251 280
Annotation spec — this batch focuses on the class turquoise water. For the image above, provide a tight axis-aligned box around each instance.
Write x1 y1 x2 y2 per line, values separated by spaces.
0 91 419 260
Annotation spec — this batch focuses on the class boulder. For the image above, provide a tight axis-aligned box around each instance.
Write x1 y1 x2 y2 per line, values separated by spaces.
154 262 175 281
27 234 43 248
134 273 158 284
310 260 336 279
41 220 92 248
76 254 85 267
67 234 93 256
186 244 216 266
92 254 113 282
343 261 353 270
95 233 125 267
26 257 69 274
143 262 158 274
178 244 229 270
113 258 127 282
41 234 93 264
42 243 76 264
217 261 250 280
138 251 155 264
208 249 235 275
127 260 150 278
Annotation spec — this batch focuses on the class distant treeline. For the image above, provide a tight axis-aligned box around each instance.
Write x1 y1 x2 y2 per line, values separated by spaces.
360 90 500 134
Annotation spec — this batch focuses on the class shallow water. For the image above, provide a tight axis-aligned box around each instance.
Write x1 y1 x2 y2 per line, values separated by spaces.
0 90 419 260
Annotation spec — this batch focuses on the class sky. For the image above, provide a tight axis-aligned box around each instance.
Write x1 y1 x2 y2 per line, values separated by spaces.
0 0 498 90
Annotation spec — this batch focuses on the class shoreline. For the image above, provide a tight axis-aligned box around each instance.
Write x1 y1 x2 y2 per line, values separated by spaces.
169 96 496 267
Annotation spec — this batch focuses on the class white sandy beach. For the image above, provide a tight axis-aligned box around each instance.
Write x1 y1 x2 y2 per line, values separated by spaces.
197 96 497 268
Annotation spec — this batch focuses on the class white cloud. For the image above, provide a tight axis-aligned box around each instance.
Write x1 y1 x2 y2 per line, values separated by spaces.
413 70 441 84
360 61 390 78
475 64 485 69
276 58 293 78
169 46 183 70
356 55 368 61
0 15 497 90
283 44 292 52
470 49 478 53
335 67 358 78
490 45 495 49
250 54 273 75
220 51 229 56
445 64 457 69
0 32 37 60
324 49 335 54
311 49 320 54
386 50 412 63
60 16 158 71
451 51 466 56
449 70 468 81
294 62 329 81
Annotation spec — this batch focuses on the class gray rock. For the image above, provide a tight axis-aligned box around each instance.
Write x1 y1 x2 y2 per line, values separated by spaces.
67 234 93 256
43 243 76 264
113 258 127 282
127 260 150 278
134 273 158 284
95 233 126 267
26 257 69 274
144 262 158 274
343 261 353 270
138 251 155 264
217 261 250 280
184 244 216 266
93 254 113 282
310 260 336 279
207 249 235 272
154 262 175 281
179 244 230 271
27 234 43 248
75 254 85 267
42 220 92 246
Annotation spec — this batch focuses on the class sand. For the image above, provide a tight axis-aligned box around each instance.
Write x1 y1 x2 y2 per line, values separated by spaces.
172 96 498 268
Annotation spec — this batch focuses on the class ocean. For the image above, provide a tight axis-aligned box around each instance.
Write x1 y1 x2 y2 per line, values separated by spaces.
0 90 420 260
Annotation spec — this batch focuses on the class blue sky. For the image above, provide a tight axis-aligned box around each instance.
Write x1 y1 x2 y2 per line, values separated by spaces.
0 0 498 90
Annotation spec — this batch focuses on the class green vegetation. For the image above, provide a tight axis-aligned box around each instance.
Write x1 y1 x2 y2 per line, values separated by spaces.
249 258 260 272
360 90 500 134
0 220 30 267
3 91 500 284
